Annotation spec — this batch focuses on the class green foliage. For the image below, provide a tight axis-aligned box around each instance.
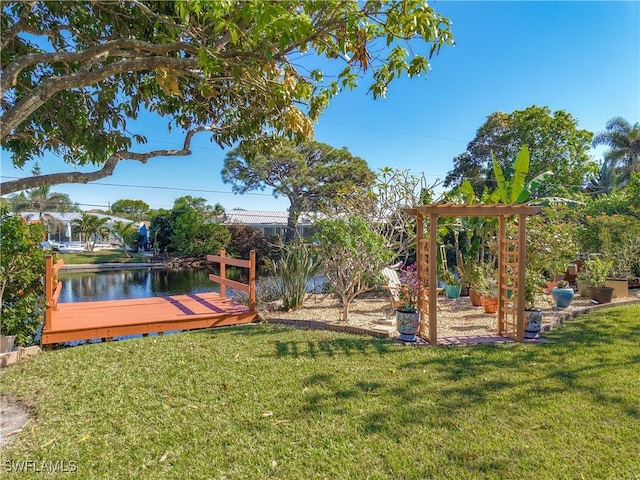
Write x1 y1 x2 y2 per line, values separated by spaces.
273 242 320 311
223 140 375 242
584 172 640 217
149 197 231 257
110 199 150 221
170 210 231 257
592 117 640 189
226 225 274 273
1 1 453 194
0 209 47 345
527 207 580 280
326 167 442 265
445 106 596 198
111 221 138 258
314 216 391 321
580 214 640 278
72 212 108 251
581 257 613 288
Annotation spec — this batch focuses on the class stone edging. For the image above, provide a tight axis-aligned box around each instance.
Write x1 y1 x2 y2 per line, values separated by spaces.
542 298 640 332
0 346 41 369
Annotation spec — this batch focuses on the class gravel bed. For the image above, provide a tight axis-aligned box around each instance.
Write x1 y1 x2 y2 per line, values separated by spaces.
262 291 640 338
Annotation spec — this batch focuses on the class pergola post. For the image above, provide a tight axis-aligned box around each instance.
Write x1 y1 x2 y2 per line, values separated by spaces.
428 213 438 345
497 215 506 335
516 214 527 342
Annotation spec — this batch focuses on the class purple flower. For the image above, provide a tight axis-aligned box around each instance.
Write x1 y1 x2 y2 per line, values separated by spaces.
398 263 422 312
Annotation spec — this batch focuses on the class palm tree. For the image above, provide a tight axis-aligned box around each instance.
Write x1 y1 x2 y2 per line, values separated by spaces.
111 221 137 258
73 213 107 251
593 117 640 188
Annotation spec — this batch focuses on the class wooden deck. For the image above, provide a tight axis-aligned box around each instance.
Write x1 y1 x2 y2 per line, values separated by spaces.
42 250 258 346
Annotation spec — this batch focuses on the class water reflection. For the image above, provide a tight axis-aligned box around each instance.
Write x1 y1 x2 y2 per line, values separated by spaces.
58 268 245 303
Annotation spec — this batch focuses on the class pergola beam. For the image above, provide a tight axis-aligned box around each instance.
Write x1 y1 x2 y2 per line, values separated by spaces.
402 204 541 217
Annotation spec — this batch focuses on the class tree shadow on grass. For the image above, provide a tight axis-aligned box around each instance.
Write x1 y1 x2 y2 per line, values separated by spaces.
273 337 396 359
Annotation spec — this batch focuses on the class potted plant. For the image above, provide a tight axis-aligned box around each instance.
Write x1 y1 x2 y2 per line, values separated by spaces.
474 265 498 314
395 264 422 342
441 268 462 299
466 263 485 307
584 257 614 304
551 280 575 309
523 269 544 338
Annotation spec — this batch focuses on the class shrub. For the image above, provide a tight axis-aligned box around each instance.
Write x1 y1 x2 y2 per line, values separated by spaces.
0 209 47 346
273 242 320 310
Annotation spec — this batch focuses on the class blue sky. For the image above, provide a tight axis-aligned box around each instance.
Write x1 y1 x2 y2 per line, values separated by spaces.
1 1 639 212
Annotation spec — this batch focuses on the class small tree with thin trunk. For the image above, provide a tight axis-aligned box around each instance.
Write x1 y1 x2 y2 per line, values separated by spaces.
314 216 391 322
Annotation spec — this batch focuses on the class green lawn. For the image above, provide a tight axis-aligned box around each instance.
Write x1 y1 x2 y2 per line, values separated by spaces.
58 250 150 264
1 305 639 479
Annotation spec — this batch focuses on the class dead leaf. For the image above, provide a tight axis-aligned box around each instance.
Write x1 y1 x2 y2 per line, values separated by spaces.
262 411 274 417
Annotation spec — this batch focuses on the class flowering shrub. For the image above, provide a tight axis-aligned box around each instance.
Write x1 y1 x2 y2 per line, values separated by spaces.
397 263 422 312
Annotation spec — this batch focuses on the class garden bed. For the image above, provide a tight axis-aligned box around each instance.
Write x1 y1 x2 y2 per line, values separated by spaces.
263 290 640 338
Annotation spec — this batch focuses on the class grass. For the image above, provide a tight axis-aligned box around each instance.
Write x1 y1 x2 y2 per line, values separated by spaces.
1 304 639 479
58 250 150 264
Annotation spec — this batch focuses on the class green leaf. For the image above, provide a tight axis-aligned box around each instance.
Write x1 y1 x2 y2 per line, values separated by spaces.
491 153 508 204
510 145 530 202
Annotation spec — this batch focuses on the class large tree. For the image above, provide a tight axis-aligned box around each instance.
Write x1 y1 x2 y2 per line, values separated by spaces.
592 117 640 189
222 140 375 242
110 199 150 221
444 106 596 198
1 1 454 194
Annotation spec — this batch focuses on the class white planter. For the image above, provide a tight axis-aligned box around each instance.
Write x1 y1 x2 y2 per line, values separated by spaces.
0 335 17 354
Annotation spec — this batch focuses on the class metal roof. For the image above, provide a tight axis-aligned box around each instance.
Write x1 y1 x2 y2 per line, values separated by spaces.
20 212 136 224
223 210 322 226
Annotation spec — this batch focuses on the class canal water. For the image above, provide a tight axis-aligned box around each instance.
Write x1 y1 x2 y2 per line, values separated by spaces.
58 268 236 303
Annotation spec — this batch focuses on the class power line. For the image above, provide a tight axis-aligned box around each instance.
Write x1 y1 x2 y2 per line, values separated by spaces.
0 176 274 197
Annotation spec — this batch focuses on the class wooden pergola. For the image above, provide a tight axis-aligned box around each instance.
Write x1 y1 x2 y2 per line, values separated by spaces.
403 204 542 345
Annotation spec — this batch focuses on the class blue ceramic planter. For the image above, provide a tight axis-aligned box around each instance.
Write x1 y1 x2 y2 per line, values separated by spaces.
552 287 574 308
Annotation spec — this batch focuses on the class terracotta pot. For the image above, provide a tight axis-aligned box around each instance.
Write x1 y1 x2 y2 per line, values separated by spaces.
469 288 483 306
481 297 498 314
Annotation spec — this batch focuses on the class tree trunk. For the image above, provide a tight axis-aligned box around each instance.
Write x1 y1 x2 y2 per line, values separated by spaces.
285 204 299 244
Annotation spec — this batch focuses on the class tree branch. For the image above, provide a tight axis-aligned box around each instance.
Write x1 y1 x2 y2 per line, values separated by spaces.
0 126 220 194
1 55 200 140
0 1 35 50
2 38 200 95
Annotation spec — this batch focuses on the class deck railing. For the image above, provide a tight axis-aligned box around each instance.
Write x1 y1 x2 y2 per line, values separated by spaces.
206 249 256 312
44 255 65 334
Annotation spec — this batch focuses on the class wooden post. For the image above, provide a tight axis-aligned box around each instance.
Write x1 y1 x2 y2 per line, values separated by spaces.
248 250 256 312
497 215 506 335
428 213 438 346
44 256 53 334
416 214 425 337
516 214 527 342
219 248 226 299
